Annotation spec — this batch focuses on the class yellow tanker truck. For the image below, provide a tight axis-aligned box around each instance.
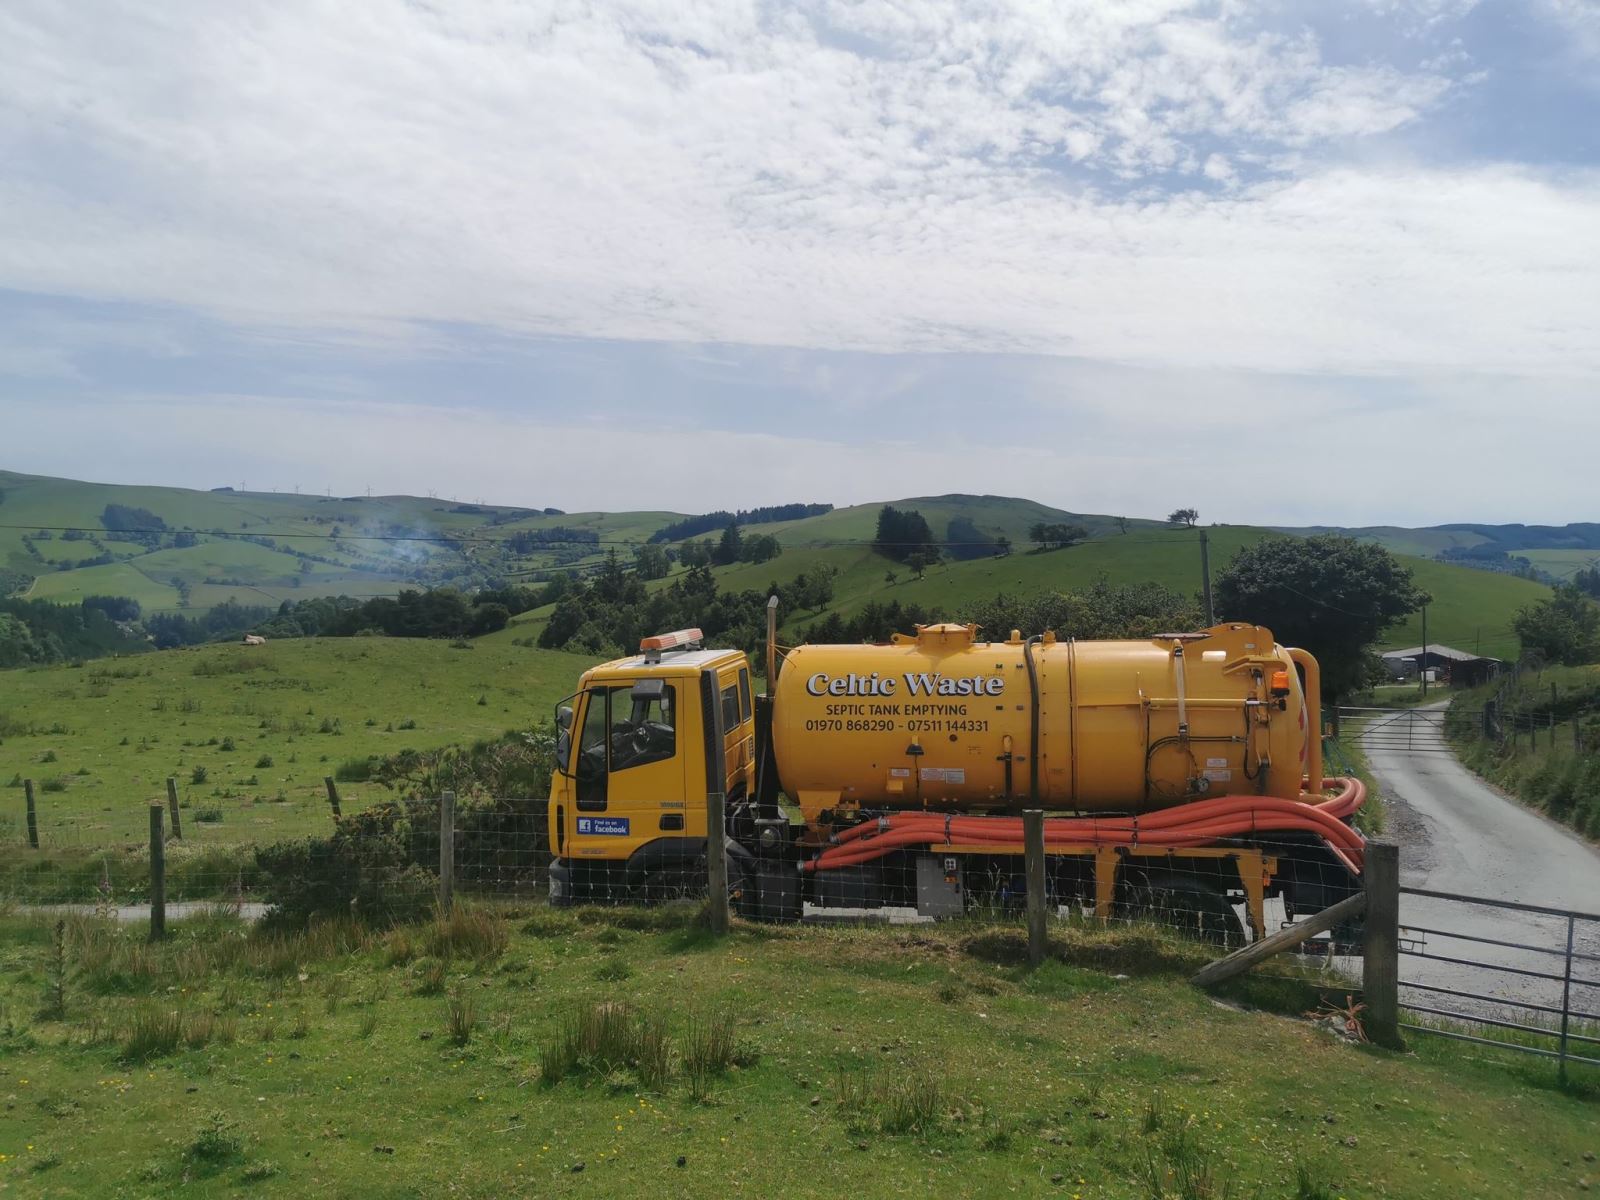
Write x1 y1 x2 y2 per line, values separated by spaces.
547 620 1367 938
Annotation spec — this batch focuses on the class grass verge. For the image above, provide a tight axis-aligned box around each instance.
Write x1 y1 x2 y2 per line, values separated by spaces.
0 904 1593 1197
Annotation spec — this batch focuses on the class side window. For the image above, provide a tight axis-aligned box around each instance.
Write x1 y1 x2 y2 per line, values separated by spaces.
738 668 752 721
576 691 609 775
721 682 741 732
609 683 676 773
575 690 611 811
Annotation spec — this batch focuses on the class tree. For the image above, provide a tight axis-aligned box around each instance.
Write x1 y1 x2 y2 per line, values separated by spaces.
884 570 898 586
785 565 839 613
1028 522 1089 551
873 505 934 564
906 548 939 580
467 602 511 636
1168 508 1199 527
740 533 782 564
944 516 996 562
1214 536 1428 698
633 542 671 581
994 535 1011 558
1115 517 1130 535
1513 583 1600 666
714 521 743 566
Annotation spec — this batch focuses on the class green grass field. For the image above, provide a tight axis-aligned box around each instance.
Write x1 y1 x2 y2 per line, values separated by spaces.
0 638 596 849
0 906 1593 1199
1518 549 1600 577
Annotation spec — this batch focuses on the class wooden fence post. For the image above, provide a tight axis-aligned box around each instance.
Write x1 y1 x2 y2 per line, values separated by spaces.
324 777 342 821
1024 809 1047 967
1363 839 1402 1049
438 791 455 914
1481 700 1496 742
706 791 729 935
166 776 183 840
24 779 39 850
149 804 166 941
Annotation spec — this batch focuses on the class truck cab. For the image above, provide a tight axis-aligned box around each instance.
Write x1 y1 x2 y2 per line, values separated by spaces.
548 629 756 904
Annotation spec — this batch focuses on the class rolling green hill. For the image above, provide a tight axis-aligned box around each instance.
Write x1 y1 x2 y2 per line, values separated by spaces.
495 521 1544 663
0 469 689 614
0 468 1564 665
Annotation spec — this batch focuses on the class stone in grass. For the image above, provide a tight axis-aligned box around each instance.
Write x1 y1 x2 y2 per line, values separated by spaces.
571 1162 585 1173
676 1156 686 1168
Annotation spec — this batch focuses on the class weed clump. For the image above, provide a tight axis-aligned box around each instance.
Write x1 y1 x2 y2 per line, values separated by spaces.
834 1065 944 1135
424 907 508 963
121 1007 185 1061
185 1111 245 1166
446 990 477 1045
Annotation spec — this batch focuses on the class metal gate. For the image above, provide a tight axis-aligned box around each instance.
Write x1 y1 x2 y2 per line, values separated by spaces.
1339 706 1473 754
1397 886 1600 1082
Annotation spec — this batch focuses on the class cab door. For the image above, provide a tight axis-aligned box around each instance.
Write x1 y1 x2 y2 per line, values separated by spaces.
572 680 686 848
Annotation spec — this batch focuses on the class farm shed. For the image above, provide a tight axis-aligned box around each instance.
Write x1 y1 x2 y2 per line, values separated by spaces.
1380 644 1502 688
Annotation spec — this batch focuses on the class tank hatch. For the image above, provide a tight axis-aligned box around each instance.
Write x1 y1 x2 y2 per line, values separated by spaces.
893 622 979 651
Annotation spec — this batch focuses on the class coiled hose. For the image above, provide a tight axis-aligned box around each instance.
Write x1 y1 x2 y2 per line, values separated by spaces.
801 776 1368 876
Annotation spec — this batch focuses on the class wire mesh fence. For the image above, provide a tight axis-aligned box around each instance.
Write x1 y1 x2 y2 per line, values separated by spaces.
4 781 1364 954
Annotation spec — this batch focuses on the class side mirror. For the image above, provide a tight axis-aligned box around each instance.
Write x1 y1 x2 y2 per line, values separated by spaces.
557 705 574 730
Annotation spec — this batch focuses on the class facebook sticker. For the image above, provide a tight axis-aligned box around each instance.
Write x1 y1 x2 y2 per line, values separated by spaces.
577 817 630 836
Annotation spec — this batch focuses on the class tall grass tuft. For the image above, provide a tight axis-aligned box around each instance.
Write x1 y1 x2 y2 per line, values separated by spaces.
446 990 476 1045
539 1001 640 1085
122 1008 185 1061
1294 1160 1337 1200
833 1065 944 1135
1139 1121 1231 1200
881 1069 943 1135
425 906 509 963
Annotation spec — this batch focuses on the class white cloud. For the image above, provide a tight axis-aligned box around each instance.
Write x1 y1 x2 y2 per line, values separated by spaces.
1538 0 1600 62
7 0 1590 387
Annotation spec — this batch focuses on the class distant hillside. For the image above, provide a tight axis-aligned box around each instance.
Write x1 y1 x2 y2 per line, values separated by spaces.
0 468 685 614
1 469 1557 663
1277 520 1600 584
498 517 1547 662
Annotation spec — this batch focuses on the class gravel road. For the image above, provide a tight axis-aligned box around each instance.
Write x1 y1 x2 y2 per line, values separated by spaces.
1359 703 1600 1026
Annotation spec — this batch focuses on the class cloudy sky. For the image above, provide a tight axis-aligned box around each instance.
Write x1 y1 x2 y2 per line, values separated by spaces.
3 0 1598 525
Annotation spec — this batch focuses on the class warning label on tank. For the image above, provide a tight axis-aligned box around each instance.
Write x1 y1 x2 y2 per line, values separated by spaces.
1205 757 1229 768
919 767 966 785
889 768 911 778
1202 769 1233 783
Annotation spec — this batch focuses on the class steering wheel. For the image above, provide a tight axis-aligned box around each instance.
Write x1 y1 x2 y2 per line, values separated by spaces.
630 723 668 752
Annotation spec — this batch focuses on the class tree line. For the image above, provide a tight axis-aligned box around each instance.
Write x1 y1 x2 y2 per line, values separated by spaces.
0 596 150 667
648 503 831 544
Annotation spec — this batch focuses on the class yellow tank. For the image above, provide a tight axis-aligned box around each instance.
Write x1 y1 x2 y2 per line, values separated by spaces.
771 622 1315 825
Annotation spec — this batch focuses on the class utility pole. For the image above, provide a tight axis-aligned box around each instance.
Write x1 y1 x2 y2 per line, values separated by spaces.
1199 528 1215 626
1420 604 1429 698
